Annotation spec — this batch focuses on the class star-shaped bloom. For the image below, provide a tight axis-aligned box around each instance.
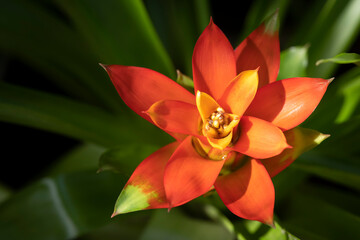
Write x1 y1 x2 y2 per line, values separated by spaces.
101 14 330 225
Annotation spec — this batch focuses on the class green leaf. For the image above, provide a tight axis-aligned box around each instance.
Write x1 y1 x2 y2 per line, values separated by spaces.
235 219 299 240
281 190 360 240
316 115 360 157
48 143 106 176
277 45 309 80
306 0 360 77
335 74 360 123
0 171 143 240
54 0 175 78
0 0 121 110
98 145 158 175
77 219 150 240
139 209 234 240
0 82 170 147
316 53 360 66
241 0 290 39
145 0 210 75
0 184 11 205
272 168 309 203
300 183 360 216
202 204 237 237
292 153 360 191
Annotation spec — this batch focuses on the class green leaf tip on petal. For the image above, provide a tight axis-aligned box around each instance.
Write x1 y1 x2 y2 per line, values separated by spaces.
262 127 329 178
316 53 360 66
292 127 330 158
314 133 331 145
112 185 158 217
264 9 280 35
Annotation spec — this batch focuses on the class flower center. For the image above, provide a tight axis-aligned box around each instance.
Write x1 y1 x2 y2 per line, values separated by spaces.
204 107 232 139
196 91 240 150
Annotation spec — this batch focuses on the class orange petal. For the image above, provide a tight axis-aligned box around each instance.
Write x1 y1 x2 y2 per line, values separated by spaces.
196 91 221 122
245 77 331 130
112 142 178 216
235 12 280 88
192 19 236 100
231 116 289 159
215 159 274 225
262 127 330 177
218 69 259 117
164 136 224 207
146 100 200 137
101 65 195 123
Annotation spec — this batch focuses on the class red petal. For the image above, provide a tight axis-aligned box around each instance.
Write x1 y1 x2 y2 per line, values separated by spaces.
192 19 236 100
231 116 289 159
215 159 274 225
218 69 259 117
246 77 330 130
147 100 200 137
164 136 224 207
102 65 195 123
235 24 279 88
113 142 179 216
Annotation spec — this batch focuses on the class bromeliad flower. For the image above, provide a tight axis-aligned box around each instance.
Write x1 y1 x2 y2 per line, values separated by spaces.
101 14 330 225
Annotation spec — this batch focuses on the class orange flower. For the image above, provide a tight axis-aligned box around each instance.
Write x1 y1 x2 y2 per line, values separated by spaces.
102 15 330 225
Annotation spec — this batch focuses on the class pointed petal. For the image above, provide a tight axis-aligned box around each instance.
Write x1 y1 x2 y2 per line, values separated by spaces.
113 142 178 216
262 127 330 177
215 159 274 225
192 19 236 100
218 69 259 116
235 12 280 88
102 65 195 123
245 77 330 130
146 100 200 137
196 91 220 122
164 136 224 207
231 116 289 159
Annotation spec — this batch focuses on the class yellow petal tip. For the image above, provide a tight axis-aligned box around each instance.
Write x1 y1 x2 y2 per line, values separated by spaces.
315 133 330 144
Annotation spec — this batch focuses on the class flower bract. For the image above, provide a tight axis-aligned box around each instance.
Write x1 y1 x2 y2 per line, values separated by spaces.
102 13 330 225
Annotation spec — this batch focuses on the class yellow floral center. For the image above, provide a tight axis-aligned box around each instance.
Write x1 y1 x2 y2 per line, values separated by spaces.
204 107 237 139
196 91 240 150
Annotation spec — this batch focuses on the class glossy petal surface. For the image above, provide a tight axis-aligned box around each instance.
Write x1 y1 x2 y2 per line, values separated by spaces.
192 19 236 100
215 159 275 225
231 116 289 159
246 77 330 130
113 142 178 216
207 132 233 150
102 65 195 123
218 69 259 116
164 136 224 207
147 100 200 137
235 19 279 88
196 91 220 123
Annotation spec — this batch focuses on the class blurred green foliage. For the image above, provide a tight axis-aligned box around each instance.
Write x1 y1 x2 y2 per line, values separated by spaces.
0 0 359 239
